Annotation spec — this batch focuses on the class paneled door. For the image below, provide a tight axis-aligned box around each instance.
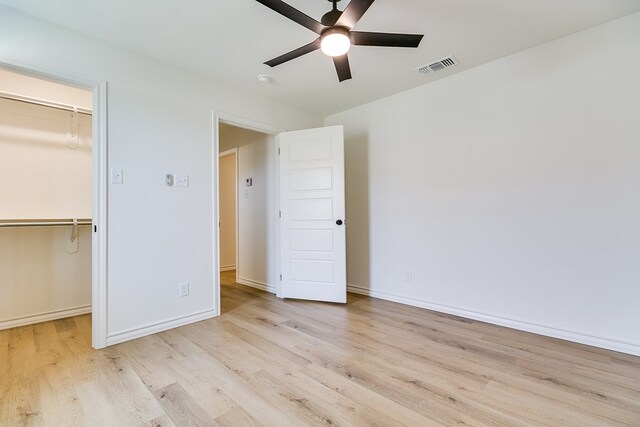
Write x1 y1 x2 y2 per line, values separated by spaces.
278 125 346 303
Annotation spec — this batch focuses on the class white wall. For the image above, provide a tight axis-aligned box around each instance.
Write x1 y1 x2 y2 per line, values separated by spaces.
0 97 92 218
0 77 92 328
325 12 640 355
220 126 277 292
218 151 236 270
0 6 321 345
0 227 92 327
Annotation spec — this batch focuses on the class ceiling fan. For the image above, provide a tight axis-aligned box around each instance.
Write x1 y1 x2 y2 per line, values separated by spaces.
255 0 424 82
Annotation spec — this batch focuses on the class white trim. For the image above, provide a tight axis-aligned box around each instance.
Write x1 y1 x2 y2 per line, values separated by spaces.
0 59 108 349
274 138 282 299
106 309 216 346
237 277 276 294
219 148 237 157
213 111 285 314
212 112 221 317
218 111 283 135
92 81 108 349
347 284 640 356
0 305 92 330
220 264 236 272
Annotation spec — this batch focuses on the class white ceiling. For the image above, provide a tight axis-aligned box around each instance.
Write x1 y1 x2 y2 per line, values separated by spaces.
2 0 639 116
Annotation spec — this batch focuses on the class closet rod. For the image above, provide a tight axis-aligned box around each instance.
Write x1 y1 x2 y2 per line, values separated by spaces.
0 219 92 228
0 91 92 115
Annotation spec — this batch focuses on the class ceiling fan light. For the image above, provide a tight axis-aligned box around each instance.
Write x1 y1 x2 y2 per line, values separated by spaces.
321 31 351 57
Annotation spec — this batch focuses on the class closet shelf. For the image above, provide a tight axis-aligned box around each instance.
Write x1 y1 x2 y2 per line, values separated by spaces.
0 91 92 115
0 219 92 228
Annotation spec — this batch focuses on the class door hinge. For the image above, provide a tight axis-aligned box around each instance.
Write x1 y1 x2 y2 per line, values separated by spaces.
278 148 281 155
279 210 282 218
280 274 283 281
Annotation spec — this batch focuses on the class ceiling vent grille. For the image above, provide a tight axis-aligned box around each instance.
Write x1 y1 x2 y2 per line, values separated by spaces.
417 56 459 75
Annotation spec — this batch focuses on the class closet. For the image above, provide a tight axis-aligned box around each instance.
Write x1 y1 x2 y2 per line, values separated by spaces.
0 68 93 330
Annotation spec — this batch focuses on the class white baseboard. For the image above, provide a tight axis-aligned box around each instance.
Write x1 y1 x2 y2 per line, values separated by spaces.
237 277 276 294
220 265 236 272
0 305 92 330
106 309 217 346
347 284 640 357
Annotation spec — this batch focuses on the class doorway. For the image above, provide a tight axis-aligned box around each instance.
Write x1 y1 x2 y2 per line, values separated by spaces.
214 116 347 310
0 62 107 348
0 68 93 330
217 120 278 312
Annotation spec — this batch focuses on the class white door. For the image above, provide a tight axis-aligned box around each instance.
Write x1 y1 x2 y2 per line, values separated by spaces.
278 125 346 303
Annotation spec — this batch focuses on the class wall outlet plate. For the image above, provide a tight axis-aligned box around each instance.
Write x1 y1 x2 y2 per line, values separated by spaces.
175 174 189 188
166 174 174 186
111 168 123 184
179 282 189 297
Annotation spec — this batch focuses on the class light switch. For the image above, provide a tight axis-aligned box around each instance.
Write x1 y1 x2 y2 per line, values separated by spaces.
175 174 189 188
244 189 249 198
111 168 123 184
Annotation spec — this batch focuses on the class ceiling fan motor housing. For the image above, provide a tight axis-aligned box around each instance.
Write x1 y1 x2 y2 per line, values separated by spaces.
321 9 342 26
321 26 352 41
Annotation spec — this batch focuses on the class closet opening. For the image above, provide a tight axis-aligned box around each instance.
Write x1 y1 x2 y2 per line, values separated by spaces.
216 119 280 313
0 66 100 343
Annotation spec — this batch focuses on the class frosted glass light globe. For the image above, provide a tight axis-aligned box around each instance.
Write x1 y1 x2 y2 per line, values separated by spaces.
321 32 351 57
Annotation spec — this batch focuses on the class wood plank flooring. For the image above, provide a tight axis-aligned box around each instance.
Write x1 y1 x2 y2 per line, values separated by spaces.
1 270 639 426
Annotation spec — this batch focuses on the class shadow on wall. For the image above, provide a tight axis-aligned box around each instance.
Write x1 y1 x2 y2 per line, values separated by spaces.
345 131 370 291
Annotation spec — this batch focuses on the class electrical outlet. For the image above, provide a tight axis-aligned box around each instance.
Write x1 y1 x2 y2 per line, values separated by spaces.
405 271 413 282
111 168 123 184
179 282 189 297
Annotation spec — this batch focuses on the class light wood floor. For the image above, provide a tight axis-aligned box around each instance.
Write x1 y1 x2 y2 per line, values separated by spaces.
1 271 639 426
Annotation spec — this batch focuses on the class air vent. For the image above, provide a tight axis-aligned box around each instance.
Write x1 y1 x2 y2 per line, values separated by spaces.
417 56 459 75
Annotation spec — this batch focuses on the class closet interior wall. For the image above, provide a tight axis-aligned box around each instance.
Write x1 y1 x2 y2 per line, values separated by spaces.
0 69 93 329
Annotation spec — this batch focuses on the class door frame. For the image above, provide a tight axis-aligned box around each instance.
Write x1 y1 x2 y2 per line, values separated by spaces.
213 111 285 314
218 148 239 274
0 59 109 349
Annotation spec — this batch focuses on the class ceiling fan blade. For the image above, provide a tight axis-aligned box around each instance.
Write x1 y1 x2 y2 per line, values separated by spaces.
351 31 424 48
264 38 321 67
255 0 324 34
333 54 352 82
335 0 375 29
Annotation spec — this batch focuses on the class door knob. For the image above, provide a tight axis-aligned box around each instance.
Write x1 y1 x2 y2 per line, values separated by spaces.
336 219 343 225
